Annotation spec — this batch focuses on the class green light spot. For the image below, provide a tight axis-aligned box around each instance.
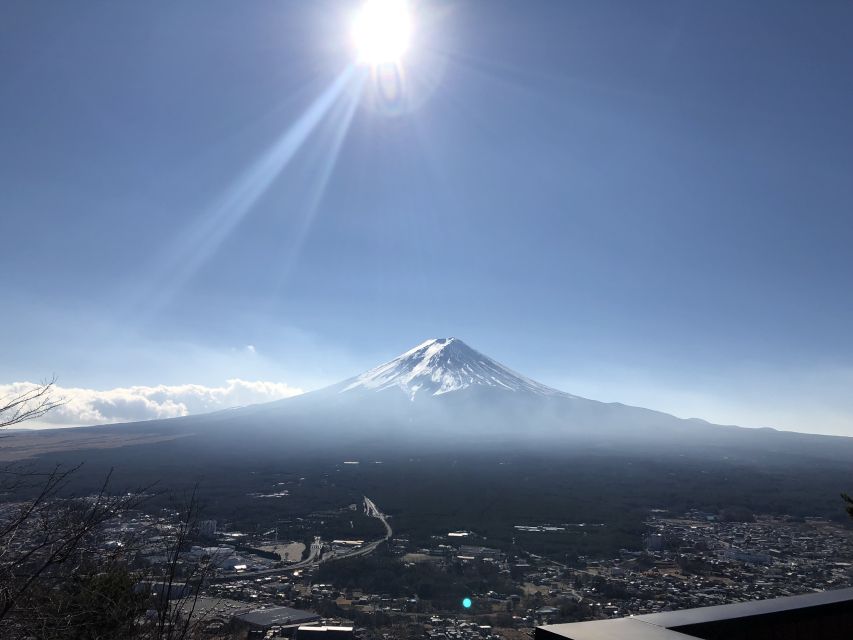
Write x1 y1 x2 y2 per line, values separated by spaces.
462 597 472 609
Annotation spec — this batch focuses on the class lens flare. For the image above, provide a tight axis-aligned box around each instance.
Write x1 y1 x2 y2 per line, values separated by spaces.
351 0 413 65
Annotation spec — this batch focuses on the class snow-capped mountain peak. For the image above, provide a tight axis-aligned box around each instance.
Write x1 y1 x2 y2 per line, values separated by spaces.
340 338 566 400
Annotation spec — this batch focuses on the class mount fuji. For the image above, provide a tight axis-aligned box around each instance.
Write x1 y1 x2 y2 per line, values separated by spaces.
11 338 853 467
105 336 844 465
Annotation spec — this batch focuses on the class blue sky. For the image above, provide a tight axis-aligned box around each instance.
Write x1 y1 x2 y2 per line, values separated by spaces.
2 1 853 433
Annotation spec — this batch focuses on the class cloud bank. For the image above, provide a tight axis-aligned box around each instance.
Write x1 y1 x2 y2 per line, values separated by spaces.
0 379 303 428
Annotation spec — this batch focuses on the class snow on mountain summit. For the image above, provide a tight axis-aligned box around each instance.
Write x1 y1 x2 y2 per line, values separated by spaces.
340 338 566 400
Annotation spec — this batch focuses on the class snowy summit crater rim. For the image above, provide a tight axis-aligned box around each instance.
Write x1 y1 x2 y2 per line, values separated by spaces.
340 337 568 400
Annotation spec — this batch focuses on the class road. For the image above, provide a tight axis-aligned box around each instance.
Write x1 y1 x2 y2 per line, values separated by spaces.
364 495 393 541
325 496 393 560
212 496 392 583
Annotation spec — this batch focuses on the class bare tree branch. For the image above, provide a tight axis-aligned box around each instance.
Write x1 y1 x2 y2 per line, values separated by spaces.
0 377 65 430
0 373 210 638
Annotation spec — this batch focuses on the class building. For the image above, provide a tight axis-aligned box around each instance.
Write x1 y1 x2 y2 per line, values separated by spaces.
234 606 321 637
723 548 771 565
296 625 355 640
536 587 853 640
456 545 505 561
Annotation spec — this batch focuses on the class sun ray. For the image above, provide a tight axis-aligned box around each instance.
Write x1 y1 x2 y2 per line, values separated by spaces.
123 66 361 324
269 70 367 294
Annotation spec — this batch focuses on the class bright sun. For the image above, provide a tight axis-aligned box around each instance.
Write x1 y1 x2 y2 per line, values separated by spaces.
351 0 413 65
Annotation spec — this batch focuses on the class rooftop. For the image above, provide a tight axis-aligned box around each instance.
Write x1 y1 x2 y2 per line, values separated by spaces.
536 586 853 640
234 605 320 629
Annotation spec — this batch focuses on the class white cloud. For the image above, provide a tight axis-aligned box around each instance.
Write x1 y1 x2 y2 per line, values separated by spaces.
0 379 303 429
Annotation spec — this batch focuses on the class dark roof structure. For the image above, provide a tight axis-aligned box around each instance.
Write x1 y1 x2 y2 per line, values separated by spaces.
536 586 853 640
234 606 320 629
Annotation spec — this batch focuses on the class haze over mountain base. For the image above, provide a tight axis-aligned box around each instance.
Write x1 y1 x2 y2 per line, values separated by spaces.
3 339 851 539
9 338 853 463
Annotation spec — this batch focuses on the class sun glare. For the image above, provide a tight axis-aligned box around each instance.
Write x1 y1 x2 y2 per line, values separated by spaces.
351 0 413 65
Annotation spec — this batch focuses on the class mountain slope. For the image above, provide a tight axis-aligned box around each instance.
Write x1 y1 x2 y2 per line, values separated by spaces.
12 338 853 468
179 338 853 465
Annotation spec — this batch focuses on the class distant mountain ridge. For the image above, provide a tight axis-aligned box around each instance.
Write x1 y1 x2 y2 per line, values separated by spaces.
11 337 853 469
